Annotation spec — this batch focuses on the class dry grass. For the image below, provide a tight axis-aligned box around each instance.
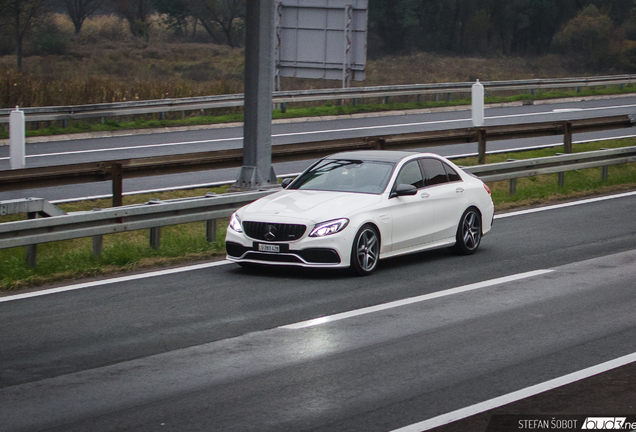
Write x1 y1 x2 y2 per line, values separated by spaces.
0 13 596 110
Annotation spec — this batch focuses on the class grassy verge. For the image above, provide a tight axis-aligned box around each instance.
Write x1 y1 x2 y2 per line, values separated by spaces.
2 85 635 140
2 139 636 291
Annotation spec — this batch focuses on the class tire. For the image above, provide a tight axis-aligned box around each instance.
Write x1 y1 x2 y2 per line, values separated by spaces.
450 208 482 255
350 224 380 276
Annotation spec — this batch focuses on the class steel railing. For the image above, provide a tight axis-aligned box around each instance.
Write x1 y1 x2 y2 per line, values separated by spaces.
2 145 636 267
1 114 634 207
1 75 635 124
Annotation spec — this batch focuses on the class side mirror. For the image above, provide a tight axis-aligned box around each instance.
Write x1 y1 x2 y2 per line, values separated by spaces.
390 184 418 198
281 177 294 189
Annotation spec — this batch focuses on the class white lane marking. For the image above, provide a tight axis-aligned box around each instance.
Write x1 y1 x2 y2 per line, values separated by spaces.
280 269 552 330
2 189 634 304
2 101 635 161
495 190 636 219
390 351 636 432
0 136 243 160
553 108 583 112
0 260 231 303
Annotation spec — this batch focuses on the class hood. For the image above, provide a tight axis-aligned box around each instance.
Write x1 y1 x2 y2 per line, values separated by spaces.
239 190 382 224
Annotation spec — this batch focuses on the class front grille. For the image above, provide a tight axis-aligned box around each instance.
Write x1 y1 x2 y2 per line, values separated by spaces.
243 221 306 242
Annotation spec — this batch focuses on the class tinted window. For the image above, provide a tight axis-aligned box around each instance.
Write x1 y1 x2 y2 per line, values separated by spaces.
394 160 424 189
443 163 462 182
291 159 395 194
421 159 449 186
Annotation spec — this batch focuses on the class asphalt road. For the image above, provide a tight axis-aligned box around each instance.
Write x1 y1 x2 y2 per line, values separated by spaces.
0 192 635 431
1 95 636 201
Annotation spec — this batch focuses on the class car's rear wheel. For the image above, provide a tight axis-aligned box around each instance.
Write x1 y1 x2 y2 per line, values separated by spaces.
351 224 380 276
451 208 482 255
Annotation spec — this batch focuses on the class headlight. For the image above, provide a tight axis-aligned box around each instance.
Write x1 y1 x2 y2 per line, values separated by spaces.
229 213 243 233
309 218 349 237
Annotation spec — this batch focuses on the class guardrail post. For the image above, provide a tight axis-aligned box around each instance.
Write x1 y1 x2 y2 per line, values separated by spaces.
563 122 573 153
509 178 517 195
26 212 37 268
206 219 217 242
477 129 487 164
112 163 123 207
93 235 103 256
558 172 565 187
281 102 287 113
602 166 609 181
10 106 25 170
149 227 161 249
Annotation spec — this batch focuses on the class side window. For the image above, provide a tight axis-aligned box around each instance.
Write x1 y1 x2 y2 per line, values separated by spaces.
394 160 425 189
443 162 462 182
420 158 449 186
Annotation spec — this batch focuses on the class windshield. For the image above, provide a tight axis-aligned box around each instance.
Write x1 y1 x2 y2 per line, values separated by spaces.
290 159 395 194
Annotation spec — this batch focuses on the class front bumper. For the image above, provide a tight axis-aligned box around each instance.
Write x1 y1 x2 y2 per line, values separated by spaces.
225 227 352 268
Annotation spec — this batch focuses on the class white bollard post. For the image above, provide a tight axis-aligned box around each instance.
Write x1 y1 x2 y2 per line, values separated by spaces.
10 106 25 170
472 80 484 127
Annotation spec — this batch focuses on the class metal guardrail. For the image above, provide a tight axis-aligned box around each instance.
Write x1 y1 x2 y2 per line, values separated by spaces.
0 189 277 266
2 145 636 267
1 75 635 124
1 114 634 206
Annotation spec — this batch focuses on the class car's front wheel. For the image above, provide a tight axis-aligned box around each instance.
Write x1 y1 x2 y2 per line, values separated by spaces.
450 208 482 255
351 224 380 276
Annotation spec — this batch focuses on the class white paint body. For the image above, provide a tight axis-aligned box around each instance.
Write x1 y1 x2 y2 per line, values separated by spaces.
226 151 494 272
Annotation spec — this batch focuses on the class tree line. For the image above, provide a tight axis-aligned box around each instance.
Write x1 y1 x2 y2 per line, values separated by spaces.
370 0 632 53
2 0 636 73
0 0 246 71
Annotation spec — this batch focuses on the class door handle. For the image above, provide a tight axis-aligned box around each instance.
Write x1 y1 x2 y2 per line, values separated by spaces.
421 192 430 198
456 188 464 193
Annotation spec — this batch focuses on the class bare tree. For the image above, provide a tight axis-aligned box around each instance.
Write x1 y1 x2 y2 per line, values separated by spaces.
61 0 104 35
185 0 245 47
110 0 153 37
2 0 50 72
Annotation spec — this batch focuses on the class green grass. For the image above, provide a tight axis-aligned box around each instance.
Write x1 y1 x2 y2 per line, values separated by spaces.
2 85 635 140
454 138 636 210
0 187 230 291
2 139 636 291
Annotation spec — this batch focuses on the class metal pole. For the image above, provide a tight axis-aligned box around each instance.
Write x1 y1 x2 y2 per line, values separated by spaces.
231 0 277 191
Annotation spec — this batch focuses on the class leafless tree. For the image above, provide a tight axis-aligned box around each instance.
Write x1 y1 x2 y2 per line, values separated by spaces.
110 0 153 37
1 0 51 71
60 0 104 35
185 0 245 47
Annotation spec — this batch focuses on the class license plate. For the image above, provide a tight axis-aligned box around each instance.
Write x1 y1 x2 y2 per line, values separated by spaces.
258 244 280 253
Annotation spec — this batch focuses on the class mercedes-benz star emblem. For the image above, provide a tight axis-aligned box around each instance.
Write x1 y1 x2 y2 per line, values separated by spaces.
264 225 277 241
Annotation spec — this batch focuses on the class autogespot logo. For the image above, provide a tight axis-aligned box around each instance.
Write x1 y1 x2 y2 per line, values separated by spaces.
582 417 633 429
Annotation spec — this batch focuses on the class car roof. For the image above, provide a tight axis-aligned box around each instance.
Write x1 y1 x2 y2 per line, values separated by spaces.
325 150 437 163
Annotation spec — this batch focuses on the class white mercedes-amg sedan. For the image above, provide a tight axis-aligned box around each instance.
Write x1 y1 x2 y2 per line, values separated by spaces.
225 150 494 275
